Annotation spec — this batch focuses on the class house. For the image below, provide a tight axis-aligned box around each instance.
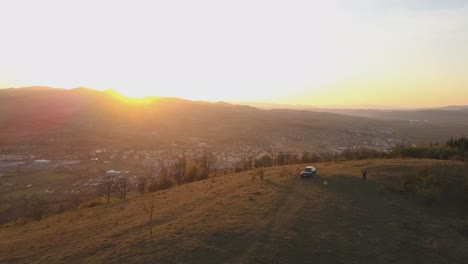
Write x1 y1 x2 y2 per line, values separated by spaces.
105 170 129 177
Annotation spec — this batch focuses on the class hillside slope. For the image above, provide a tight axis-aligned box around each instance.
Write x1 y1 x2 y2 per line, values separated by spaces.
1 159 468 263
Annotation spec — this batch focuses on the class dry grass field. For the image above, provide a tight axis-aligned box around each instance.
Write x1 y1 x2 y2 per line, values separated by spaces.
1 159 468 264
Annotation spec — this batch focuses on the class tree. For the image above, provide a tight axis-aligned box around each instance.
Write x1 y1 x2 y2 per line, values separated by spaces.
156 170 173 190
237 157 254 171
136 175 148 194
29 197 48 221
251 167 265 182
173 156 187 185
69 191 83 208
275 152 299 166
198 151 215 180
301 152 319 163
98 175 115 204
185 162 199 183
254 154 273 168
117 175 130 201
276 152 290 166
288 153 300 165
143 200 155 240
19 195 48 221
19 195 30 219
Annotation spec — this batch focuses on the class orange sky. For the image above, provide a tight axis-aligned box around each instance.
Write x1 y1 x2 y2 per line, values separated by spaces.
1 0 467 108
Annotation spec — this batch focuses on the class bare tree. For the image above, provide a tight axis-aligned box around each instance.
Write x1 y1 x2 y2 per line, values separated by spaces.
136 175 148 194
239 156 254 171
69 191 83 208
143 200 155 240
98 175 115 204
19 195 30 219
29 197 48 221
251 167 265 182
198 151 215 180
117 175 130 201
173 156 187 185
19 195 48 221
254 154 273 168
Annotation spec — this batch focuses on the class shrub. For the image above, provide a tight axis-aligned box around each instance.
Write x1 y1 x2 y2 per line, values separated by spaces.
16 195 49 221
28 199 48 221
279 167 290 177
416 167 429 181
399 167 440 206
156 172 173 190
147 182 158 193
251 168 265 182
137 176 148 194
185 162 199 183
254 155 273 168
15 217 28 226
420 174 437 190
257 168 265 180
400 173 417 193
416 167 440 207
78 197 106 209
417 186 439 207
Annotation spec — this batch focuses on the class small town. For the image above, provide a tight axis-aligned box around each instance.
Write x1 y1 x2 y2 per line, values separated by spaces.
0 130 412 203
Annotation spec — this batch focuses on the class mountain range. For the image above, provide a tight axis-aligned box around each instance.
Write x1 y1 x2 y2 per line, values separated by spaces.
1 87 467 151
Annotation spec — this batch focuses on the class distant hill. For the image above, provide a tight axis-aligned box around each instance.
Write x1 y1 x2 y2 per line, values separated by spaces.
432 105 468 111
1 159 467 263
236 101 468 124
314 108 468 124
1 87 468 150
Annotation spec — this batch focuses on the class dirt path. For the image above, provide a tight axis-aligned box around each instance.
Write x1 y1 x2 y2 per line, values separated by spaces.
229 178 318 263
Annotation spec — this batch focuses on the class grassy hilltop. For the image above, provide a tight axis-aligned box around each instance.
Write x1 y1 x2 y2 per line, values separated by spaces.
1 159 468 264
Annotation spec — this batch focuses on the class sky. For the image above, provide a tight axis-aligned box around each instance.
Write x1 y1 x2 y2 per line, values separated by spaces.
0 0 467 108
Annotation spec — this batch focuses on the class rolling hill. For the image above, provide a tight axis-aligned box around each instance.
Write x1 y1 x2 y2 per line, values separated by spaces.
315 108 468 124
231 102 468 124
1 159 467 263
1 87 468 151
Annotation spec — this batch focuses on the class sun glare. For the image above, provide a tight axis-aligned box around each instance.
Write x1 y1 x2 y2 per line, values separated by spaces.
1 1 468 107
116 90 147 101
104 89 153 105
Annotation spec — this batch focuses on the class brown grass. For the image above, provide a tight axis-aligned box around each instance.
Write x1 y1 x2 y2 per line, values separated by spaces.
1 159 468 263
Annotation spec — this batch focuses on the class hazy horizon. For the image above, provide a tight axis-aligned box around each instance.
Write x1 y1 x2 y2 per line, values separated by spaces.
3 85 468 110
1 0 468 107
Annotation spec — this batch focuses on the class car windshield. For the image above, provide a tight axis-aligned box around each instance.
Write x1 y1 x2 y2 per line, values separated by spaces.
304 168 313 172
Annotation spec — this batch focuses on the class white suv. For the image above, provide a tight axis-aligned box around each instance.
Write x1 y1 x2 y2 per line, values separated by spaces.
300 166 317 178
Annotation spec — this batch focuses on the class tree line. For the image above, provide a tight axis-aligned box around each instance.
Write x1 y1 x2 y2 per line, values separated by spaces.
392 137 468 161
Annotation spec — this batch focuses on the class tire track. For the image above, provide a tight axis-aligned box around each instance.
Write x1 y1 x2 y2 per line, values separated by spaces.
229 178 317 264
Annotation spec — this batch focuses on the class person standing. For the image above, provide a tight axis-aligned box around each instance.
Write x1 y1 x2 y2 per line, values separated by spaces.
362 169 367 180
